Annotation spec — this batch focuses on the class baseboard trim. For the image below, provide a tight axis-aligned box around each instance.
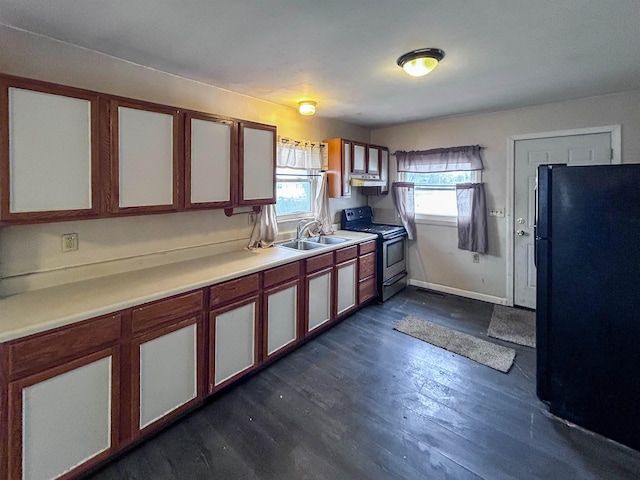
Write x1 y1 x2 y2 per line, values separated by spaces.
408 279 509 306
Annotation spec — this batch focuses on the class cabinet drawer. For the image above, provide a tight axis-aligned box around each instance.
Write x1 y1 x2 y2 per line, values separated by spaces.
263 262 300 289
359 276 377 304
335 245 358 264
359 240 376 255
132 291 203 336
305 252 334 274
210 273 260 308
6 314 121 379
359 252 376 279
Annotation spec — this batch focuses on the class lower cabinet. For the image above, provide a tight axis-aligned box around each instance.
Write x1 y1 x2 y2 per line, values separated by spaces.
0 238 375 480
335 246 359 318
133 317 201 435
209 295 260 390
263 262 300 359
304 252 335 334
4 314 122 480
358 240 377 305
129 291 204 439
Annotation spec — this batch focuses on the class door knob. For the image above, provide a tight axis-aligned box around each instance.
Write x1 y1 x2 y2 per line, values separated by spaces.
516 229 528 236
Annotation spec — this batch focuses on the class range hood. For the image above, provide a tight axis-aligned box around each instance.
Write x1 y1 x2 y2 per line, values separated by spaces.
351 174 385 187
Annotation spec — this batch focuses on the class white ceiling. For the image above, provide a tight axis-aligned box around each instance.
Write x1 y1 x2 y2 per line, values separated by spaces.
1 0 639 128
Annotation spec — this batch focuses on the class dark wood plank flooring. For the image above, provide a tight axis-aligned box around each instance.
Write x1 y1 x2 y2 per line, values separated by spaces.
86 287 640 479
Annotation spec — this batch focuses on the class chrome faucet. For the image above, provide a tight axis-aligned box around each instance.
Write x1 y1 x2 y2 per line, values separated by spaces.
296 219 321 239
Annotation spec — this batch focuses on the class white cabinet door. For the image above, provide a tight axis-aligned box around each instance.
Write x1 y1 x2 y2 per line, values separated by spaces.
6 86 96 216
17 355 113 480
212 298 258 386
116 104 176 210
336 260 357 316
265 283 298 356
352 143 366 173
239 123 275 204
187 114 233 207
342 141 352 198
307 269 333 332
138 322 198 430
368 146 380 175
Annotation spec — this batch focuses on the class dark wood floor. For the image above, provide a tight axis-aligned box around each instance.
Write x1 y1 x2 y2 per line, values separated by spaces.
86 287 640 479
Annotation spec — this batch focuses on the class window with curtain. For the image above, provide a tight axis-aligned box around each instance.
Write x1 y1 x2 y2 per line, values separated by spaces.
274 138 327 220
397 145 484 223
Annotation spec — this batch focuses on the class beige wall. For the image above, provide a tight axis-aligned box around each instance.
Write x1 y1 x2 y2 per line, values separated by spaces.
370 89 640 304
0 26 370 295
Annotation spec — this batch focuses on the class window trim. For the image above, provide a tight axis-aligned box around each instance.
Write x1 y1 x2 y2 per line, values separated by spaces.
275 168 318 220
401 170 482 226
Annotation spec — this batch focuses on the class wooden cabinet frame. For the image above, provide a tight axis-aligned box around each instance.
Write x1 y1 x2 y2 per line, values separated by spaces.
184 111 238 210
208 295 262 393
263 278 301 360
0 75 102 224
237 121 277 206
130 315 204 440
108 98 183 215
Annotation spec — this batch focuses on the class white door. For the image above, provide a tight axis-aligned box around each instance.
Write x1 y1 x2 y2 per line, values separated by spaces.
513 132 614 308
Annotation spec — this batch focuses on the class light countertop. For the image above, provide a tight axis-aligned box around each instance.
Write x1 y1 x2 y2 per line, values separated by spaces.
0 231 376 343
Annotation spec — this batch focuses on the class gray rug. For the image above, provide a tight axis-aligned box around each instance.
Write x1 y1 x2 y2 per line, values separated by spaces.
394 315 516 373
488 305 536 348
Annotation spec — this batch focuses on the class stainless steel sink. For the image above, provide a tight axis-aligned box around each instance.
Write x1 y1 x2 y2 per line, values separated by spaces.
277 239 326 251
305 235 350 245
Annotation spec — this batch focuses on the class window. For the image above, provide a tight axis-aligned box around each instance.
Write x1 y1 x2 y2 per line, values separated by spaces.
275 167 317 218
401 170 481 219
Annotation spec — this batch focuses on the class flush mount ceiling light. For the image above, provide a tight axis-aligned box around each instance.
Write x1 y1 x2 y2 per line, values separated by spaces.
298 100 317 115
397 48 445 77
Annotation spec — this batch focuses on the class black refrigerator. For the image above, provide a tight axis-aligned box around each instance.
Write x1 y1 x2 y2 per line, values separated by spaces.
536 163 640 451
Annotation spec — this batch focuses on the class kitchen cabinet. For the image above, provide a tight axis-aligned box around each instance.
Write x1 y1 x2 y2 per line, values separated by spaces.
110 99 181 214
367 145 380 175
304 252 334 334
351 141 368 174
326 138 352 198
362 146 390 196
209 274 261 392
238 122 276 206
185 111 236 209
335 246 358 318
129 291 204 439
3 314 121 480
358 240 377 305
0 76 101 224
263 262 300 359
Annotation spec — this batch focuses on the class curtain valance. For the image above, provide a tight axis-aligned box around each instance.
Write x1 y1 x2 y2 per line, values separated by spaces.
276 137 327 170
395 145 484 173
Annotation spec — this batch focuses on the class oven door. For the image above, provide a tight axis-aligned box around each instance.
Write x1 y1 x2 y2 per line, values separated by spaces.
382 235 407 281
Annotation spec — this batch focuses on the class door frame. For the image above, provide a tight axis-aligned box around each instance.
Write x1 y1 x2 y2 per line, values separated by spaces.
505 125 621 307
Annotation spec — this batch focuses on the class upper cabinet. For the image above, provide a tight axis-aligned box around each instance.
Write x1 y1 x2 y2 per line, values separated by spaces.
351 142 367 174
0 74 277 225
238 122 276 206
185 112 236 209
325 138 390 198
326 138 352 198
0 77 101 224
110 99 181 214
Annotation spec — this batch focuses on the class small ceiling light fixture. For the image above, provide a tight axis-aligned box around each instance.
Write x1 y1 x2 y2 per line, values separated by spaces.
397 48 445 77
298 100 317 116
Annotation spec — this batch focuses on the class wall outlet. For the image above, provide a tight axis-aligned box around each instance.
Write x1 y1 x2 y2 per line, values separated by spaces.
62 233 79 252
489 208 505 217
472 253 480 263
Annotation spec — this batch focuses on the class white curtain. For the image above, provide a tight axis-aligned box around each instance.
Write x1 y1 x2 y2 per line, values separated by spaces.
277 138 325 170
456 183 488 253
391 182 416 240
395 145 484 173
313 172 334 235
247 204 278 249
